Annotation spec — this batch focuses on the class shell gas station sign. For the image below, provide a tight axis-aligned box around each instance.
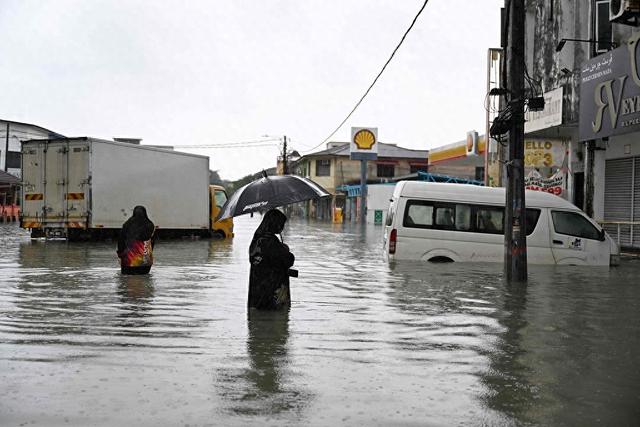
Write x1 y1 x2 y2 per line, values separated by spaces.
350 127 378 161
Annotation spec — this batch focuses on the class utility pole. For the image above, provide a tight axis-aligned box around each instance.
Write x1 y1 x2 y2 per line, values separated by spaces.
504 0 527 282
282 136 288 175
359 160 367 224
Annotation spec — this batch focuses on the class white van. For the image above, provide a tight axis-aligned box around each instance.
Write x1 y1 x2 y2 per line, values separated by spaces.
383 182 620 266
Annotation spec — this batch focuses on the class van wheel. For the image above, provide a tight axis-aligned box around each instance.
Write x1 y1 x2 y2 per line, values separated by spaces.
428 256 454 263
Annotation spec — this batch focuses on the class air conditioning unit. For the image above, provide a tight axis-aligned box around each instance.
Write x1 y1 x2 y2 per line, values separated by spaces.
610 0 640 25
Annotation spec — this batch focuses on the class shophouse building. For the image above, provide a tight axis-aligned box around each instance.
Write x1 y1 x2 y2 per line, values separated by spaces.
519 0 640 249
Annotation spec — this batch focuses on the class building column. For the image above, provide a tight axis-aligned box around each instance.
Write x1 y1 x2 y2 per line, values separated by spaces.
584 139 606 220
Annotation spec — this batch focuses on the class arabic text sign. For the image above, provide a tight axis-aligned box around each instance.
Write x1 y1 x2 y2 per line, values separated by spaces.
579 34 640 140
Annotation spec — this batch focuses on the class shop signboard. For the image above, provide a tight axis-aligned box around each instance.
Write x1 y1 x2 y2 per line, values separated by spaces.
579 33 640 140
524 139 565 168
350 127 378 161
525 87 563 133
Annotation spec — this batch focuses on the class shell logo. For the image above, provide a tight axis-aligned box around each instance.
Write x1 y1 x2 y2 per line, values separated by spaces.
353 129 376 150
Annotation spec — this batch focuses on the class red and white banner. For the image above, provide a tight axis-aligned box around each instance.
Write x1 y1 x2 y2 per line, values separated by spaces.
525 169 565 197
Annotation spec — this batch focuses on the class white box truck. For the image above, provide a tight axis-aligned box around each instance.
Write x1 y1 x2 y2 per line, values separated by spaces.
20 137 233 240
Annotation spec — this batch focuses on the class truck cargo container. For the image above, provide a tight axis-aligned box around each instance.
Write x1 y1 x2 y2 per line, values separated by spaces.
20 137 233 240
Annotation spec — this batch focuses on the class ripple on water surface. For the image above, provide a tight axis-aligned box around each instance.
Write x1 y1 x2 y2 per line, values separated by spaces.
1 220 640 426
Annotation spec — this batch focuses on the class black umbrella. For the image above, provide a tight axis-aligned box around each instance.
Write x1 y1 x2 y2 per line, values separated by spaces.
217 173 330 220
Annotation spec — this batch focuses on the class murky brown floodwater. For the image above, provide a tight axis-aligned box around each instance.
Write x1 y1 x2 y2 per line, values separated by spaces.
1 216 639 426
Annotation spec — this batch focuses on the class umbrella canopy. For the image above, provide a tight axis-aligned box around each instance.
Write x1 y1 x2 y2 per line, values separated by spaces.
218 174 330 220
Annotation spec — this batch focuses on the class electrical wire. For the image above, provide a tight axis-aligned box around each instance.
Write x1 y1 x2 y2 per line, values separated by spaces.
178 137 281 149
179 142 280 149
305 0 430 154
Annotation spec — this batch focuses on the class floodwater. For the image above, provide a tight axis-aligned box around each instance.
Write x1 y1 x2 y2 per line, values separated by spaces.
1 216 639 427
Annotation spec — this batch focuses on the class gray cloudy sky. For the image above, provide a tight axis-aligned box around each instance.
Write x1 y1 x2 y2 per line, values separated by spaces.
0 0 502 180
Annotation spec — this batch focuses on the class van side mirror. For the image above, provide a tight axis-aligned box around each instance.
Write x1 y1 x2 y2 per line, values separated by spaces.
598 228 606 241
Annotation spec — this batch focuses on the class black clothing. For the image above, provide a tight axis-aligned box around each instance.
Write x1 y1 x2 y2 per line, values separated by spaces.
248 209 295 310
117 206 156 275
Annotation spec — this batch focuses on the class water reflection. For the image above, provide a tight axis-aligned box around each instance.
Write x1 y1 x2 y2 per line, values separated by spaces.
217 309 311 418
116 274 155 319
246 310 290 397
480 282 535 424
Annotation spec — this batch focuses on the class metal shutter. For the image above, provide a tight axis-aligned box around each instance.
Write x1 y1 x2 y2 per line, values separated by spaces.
634 157 640 247
604 157 634 248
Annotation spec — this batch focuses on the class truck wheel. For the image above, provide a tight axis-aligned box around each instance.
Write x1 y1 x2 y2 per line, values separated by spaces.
212 230 226 239
30 228 45 238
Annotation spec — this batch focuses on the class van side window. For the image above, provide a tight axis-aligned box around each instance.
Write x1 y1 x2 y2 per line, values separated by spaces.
525 209 541 235
434 205 455 228
455 204 471 231
402 200 541 237
551 211 601 240
404 201 434 227
476 207 504 234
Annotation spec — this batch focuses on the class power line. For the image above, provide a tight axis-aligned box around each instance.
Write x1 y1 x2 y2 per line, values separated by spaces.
179 142 280 149
179 137 281 149
305 0 430 154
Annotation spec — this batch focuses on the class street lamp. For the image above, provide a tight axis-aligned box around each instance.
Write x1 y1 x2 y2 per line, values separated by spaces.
556 38 617 52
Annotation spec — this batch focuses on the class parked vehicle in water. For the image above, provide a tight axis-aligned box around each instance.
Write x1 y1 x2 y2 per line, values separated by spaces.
20 137 233 240
209 184 233 238
383 182 619 266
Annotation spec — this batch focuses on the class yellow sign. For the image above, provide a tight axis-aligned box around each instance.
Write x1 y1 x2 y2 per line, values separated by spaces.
524 139 565 168
353 129 376 150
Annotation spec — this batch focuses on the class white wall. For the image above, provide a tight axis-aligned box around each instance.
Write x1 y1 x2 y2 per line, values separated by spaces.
366 184 396 224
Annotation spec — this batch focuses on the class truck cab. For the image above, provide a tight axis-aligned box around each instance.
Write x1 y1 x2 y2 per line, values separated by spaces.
209 185 233 238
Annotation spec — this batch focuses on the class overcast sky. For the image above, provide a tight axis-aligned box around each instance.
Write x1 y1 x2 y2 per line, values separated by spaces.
0 0 503 181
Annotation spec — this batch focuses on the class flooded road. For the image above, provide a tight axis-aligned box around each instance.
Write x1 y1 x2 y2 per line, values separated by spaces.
1 216 639 426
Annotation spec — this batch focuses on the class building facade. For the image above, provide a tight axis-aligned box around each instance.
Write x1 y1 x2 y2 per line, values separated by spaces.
0 119 64 178
294 142 428 220
520 0 640 249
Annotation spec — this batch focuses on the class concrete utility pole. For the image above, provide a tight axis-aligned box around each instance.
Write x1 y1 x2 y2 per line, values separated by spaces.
359 160 367 224
282 136 288 175
504 0 527 282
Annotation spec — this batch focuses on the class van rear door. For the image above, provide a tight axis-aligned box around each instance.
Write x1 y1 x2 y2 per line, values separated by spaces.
549 210 609 265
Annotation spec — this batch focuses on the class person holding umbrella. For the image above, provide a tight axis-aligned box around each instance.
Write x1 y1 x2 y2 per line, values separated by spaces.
248 209 295 310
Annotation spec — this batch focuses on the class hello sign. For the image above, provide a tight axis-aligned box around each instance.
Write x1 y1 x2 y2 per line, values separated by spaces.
579 32 640 140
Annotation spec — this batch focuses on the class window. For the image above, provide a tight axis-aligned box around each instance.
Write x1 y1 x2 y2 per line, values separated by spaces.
214 190 227 209
435 205 455 228
377 164 395 178
316 159 330 176
455 204 471 231
594 0 612 55
475 166 485 182
402 199 541 237
403 201 433 227
476 207 504 234
552 211 602 240
525 209 541 235
6 151 21 169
